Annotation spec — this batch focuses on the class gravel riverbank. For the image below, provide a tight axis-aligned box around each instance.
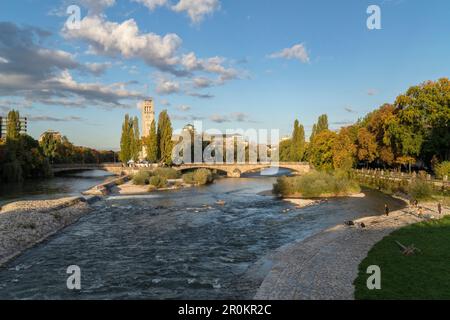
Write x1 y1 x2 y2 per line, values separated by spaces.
0 197 92 267
254 201 448 300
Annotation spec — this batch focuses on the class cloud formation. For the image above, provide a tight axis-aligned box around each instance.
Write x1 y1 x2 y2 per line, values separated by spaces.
0 22 144 109
269 43 310 63
132 0 168 11
209 112 253 123
171 0 220 23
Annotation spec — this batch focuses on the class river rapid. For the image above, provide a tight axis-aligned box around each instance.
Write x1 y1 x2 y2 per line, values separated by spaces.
0 170 404 299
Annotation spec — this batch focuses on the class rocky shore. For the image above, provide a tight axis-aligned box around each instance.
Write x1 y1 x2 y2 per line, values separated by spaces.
0 197 92 267
254 200 448 300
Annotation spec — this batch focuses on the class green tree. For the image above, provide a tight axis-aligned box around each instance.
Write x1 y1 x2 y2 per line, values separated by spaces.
130 116 141 161
309 130 337 170
290 120 306 162
6 110 21 140
40 133 59 163
144 120 158 163
279 139 292 162
119 114 132 163
157 110 173 165
310 114 328 141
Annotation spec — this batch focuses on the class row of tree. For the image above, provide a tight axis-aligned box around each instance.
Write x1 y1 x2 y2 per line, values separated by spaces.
119 110 173 165
281 78 450 172
1 111 51 183
40 133 117 164
1 110 118 183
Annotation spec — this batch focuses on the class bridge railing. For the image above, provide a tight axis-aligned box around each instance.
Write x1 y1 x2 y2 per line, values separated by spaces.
177 162 310 166
51 163 123 169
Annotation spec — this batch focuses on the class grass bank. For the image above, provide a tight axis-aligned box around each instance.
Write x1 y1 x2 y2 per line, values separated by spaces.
354 215 450 300
273 171 361 198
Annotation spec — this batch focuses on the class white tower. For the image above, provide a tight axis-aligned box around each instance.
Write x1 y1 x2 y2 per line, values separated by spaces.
142 99 155 138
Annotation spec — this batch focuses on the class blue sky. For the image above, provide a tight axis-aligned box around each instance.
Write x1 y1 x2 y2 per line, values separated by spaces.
1 0 450 150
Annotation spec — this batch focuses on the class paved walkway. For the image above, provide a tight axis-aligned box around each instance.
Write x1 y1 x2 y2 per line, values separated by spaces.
254 202 447 300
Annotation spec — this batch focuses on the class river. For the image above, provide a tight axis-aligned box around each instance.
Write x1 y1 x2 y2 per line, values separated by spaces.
0 170 404 299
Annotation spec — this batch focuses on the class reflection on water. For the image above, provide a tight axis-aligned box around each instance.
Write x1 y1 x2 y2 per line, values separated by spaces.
0 170 114 205
0 172 405 300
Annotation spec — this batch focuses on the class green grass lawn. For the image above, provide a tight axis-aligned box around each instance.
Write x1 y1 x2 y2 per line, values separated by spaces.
354 216 450 300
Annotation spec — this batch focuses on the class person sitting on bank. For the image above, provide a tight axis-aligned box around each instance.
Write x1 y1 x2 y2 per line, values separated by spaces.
418 206 424 216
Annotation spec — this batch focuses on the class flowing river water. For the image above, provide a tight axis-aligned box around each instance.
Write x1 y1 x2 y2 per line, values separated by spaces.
0 170 404 299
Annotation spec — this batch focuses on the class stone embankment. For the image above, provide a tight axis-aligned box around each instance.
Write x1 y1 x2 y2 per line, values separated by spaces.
0 197 92 267
254 201 448 300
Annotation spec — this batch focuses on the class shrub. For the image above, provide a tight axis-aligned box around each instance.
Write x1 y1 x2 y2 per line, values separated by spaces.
149 175 168 188
273 171 360 198
182 169 214 185
407 180 433 200
132 170 151 185
153 167 180 179
435 161 450 179
182 172 195 185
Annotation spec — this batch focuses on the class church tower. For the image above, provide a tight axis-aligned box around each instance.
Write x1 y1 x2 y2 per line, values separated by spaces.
142 99 155 138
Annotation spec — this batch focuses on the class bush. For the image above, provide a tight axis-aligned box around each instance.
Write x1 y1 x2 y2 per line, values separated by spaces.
435 161 450 179
407 180 433 200
149 175 168 188
273 171 360 198
132 170 151 185
182 169 214 185
153 167 180 179
182 172 195 185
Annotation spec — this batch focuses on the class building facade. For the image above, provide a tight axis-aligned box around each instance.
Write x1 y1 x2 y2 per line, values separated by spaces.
141 99 155 138
140 99 156 161
0 116 28 139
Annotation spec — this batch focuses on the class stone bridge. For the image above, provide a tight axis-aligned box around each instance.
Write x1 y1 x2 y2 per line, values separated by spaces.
176 162 311 178
51 163 138 175
52 162 311 178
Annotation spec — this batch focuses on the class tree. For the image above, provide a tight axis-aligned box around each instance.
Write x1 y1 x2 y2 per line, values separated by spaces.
290 120 306 162
119 114 132 163
309 130 337 170
332 127 357 171
40 133 59 163
6 110 21 140
130 116 141 161
279 139 292 162
310 114 328 141
144 120 158 163
357 127 378 167
157 110 173 165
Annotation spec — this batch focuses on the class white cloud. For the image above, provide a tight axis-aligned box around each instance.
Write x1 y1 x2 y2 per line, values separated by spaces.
178 105 191 111
171 0 220 23
78 0 116 14
155 75 181 94
367 88 377 96
0 22 142 108
132 0 168 10
63 15 184 75
269 43 310 63
0 56 8 64
209 112 252 123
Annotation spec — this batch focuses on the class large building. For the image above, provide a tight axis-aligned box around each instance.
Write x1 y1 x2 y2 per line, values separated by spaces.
0 116 28 139
140 99 156 161
141 99 155 138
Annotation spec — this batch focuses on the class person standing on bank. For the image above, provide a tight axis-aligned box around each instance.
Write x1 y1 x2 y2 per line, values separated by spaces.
438 202 442 215
384 204 390 216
